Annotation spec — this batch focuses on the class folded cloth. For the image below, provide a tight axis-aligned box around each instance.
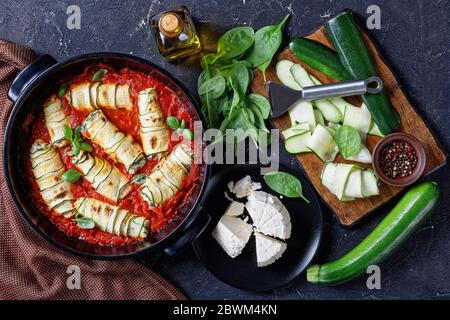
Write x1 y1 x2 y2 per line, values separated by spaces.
0 39 186 300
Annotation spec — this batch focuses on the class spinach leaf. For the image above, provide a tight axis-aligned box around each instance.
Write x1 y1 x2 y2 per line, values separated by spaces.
334 125 361 158
248 93 271 119
263 171 310 203
198 75 226 99
214 27 255 61
245 14 289 68
228 61 250 115
61 169 82 183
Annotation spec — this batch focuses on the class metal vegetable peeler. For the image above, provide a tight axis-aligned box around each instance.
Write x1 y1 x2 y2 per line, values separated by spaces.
267 76 383 118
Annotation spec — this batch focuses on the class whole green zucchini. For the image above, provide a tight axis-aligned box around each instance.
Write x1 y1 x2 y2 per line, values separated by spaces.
289 38 351 82
307 181 440 285
324 11 400 135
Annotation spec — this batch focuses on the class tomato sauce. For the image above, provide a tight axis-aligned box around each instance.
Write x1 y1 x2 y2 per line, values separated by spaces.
23 65 202 246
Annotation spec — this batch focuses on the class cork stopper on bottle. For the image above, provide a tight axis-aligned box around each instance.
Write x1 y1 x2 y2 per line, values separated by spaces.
159 12 183 37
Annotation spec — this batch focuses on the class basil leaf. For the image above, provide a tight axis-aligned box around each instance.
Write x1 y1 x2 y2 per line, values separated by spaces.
263 171 310 203
334 125 361 158
180 119 186 129
247 93 271 119
198 75 226 99
245 14 289 67
133 174 147 185
74 125 81 140
61 169 82 183
80 141 93 153
58 83 69 97
182 128 194 140
72 139 81 156
167 116 180 129
74 217 95 229
92 69 107 81
63 124 73 141
215 27 255 61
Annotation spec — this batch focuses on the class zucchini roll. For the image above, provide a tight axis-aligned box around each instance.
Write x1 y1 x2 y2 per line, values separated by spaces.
138 88 169 159
74 197 150 238
70 82 133 111
140 143 193 205
43 95 70 147
30 139 75 216
81 110 146 174
72 151 132 203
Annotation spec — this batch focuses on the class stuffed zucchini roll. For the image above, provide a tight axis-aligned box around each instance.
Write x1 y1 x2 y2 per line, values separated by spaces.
30 140 75 216
43 95 70 147
138 88 169 159
74 197 150 238
140 143 193 205
72 151 132 203
81 110 146 173
70 82 133 111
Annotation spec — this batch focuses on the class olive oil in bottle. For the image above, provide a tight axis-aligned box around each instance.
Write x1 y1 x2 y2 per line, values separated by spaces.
151 6 201 61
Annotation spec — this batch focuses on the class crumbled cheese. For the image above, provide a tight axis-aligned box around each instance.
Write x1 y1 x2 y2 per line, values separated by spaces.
212 215 253 258
231 175 262 198
224 201 245 217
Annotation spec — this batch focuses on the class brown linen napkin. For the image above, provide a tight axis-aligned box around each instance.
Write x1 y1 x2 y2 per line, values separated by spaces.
0 39 186 300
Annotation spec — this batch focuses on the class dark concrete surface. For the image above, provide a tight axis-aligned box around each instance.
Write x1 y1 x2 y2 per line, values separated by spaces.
1 0 449 299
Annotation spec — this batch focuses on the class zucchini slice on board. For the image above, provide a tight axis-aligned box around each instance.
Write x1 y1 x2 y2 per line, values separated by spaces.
288 101 316 131
343 104 371 141
43 95 70 147
362 169 380 197
275 60 302 90
307 124 339 162
290 64 342 123
138 88 170 159
74 197 150 238
285 130 311 154
344 144 372 164
30 140 75 216
282 122 310 139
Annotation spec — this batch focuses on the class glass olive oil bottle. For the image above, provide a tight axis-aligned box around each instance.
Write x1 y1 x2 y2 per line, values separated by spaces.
150 6 201 61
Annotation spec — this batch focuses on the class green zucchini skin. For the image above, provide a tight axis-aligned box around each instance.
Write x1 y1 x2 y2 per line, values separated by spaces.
307 181 440 285
324 12 400 135
289 38 350 82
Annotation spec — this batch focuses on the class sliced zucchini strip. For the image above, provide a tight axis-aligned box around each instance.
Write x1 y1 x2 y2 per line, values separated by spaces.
82 110 146 173
307 124 339 162
30 139 74 216
140 143 193 206
138 88 169 159
70 82 133 111
43 95 70 147
74 197 150 238
72 151 131 203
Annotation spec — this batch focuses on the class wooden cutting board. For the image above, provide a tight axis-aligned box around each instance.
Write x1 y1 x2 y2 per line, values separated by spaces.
250 25 447 227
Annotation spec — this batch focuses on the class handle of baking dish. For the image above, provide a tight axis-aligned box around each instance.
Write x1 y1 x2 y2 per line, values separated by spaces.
8 54 57 102
163 207 211 257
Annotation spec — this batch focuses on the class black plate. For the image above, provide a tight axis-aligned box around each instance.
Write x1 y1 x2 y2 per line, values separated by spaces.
193 164 323 291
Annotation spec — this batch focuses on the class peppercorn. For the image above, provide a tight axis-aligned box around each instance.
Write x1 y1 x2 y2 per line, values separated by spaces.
379 140 418 179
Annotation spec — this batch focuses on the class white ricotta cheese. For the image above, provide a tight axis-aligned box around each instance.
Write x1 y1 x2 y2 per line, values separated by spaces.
224 201 245 217
254 231 287 267
212 215 253 258
246 191 291 240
